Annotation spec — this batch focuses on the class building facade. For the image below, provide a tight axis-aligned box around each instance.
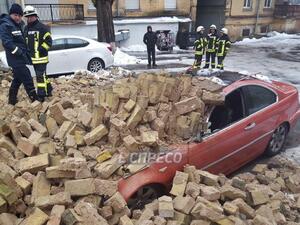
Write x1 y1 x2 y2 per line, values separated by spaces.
2 0 300 42
225 0 276 40
195 0 300 41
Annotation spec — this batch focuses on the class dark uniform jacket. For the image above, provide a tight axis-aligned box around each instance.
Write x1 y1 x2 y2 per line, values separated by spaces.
206 32 219 53
217 34 231 57
194 33 207 56
0 14 31 67
24 19 52 64
143 31 157 49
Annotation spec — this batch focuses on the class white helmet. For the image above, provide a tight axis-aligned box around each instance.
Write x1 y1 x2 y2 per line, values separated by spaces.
196 26 205 32
221 28 228 35
210 24 217 30
23 5 38 17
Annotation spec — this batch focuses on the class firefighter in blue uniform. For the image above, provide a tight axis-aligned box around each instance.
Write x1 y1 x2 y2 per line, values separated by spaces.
216 28 231 70
23 6 53 102
204 24 218 69
0 4 37 105
193 26 207 69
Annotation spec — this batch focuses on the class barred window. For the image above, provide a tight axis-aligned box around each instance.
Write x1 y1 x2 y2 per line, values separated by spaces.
264 0 272 8
243 0 252 8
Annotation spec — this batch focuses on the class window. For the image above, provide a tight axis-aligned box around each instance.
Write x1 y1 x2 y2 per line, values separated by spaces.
260 26 268 33
66 38 89 49
264 0 272 8
242 28 251 37
165 0 177 10
50 39 66 51
125 0 139 10
243 0 252 8
209 89 245 132
88 2 96 10
243 85 277 115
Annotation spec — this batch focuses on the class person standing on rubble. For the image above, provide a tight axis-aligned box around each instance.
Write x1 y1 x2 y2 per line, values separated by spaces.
193 26 207 69
23 6 53 102
143 25 158 68
0 4 37 105
216 28 231 70
204 24 218 69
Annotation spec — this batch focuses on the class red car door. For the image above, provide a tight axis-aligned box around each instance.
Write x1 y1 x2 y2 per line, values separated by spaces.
188 84 279 175
233 85 279 167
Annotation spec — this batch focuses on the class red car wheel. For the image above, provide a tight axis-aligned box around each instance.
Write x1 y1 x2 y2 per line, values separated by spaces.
266 123 288 156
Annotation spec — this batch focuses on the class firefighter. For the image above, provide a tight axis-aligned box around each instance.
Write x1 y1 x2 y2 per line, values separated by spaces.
143 25 158 68
204 24 218 69
216 28 231 70
23 5 53 102
193 26 207 69
0 4 37 105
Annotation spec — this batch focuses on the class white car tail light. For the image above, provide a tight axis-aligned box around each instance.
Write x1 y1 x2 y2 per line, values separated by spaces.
107 44 113 52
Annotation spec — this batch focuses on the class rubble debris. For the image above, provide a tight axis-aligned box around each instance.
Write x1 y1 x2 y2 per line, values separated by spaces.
0 69 299 224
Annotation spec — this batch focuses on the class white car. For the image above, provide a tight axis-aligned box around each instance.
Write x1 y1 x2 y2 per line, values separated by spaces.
0 35 114 75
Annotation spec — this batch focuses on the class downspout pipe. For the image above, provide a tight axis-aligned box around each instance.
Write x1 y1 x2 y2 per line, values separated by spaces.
116 0 120 17
255 0 261 34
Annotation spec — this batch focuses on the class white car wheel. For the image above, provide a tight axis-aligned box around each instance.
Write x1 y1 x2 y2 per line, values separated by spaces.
88 58 104 73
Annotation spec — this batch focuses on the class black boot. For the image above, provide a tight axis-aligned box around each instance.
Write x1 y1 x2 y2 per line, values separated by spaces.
28 90 38 102
47 83 53 97
8 87 18 105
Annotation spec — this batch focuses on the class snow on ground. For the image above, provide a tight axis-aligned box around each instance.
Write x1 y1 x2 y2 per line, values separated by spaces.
226 32 300 93
235 31 299 46
121 45 147 52
86 16 191 26
113 48 140 65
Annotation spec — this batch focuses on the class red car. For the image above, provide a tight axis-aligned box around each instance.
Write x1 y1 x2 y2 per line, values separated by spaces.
118 72 300 209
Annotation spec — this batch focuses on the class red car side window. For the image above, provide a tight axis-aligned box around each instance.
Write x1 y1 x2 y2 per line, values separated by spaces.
243 85 277 115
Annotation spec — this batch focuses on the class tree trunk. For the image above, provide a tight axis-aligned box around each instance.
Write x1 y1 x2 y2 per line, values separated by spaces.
96 0 115 43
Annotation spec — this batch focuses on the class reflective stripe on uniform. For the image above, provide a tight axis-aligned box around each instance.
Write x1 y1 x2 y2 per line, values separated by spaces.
43 32 51 40
37 83 46 88
11 47 18 54
34 32 40 59
41 42 50 50
32 56 48 64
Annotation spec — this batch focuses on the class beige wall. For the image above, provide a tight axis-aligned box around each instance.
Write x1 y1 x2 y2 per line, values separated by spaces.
61 0 196 20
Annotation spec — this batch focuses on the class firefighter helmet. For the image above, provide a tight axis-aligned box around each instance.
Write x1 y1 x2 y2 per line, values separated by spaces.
221 28 228 35
210 24 217 30
196 26 205 32
23 5 38 17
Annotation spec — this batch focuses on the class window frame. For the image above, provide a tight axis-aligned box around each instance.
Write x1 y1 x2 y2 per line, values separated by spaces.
243 0 252 8
264 0 272 8
164 0 177 11
206 87 247 136
88 2 96 10
49 38 66 51
65 38 90 49
204 84 278 139
241 85 278 116
125 0 140 11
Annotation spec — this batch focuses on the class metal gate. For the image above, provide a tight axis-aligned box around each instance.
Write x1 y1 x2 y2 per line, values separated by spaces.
164 0 176 10
196 0 226 32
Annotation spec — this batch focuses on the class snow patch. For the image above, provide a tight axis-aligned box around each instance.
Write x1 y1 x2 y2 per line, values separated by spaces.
85 17 191 26
121 45 147 52
113 48 140 65
235 32 299 46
